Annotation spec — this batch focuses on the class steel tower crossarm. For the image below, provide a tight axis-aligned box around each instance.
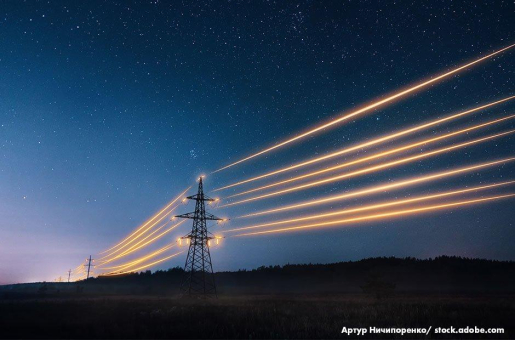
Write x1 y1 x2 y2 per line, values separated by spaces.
175 177 221 298
175 212 222 221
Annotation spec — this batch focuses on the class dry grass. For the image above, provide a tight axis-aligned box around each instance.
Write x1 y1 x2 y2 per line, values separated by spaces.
1 294 514 339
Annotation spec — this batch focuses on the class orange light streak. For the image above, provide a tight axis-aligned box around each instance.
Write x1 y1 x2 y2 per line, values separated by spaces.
227 115 515 198
73 267 85 275
224 180 515 233
239 156 515 218
235 194 515 237
103 251 183 276
72 265 84 273
214 96 515 192
99 220 172 263
99 243 176 271
100 187 190 254
222 130 515 207
98 204 180 260
213 44 515 173
98 220 185 265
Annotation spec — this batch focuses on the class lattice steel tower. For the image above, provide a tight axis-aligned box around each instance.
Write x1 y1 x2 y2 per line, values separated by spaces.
175 176 222 298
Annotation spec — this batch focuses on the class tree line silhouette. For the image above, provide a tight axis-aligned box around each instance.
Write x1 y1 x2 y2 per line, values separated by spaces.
2 256 515 297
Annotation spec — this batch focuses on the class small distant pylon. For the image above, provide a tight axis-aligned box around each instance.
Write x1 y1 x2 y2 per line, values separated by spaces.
85 255 94 279
175 176 222 298
67 269 72 283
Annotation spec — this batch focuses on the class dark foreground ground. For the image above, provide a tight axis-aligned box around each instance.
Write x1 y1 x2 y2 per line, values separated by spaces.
2 257 515 339
1 294 514 339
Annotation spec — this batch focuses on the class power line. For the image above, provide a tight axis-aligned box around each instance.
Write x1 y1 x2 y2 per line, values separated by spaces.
176 177 223 298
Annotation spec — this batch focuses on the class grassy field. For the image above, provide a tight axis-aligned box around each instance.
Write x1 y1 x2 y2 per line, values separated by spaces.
1 294 514 339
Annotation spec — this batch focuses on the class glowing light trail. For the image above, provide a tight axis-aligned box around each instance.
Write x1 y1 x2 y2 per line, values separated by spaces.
103 251 183 276
72 264 84 273
98 220 185 265
100 187 190 254
227 115 515 198
98 220 172 262
222 130 515 207
214 44 515 173
99 243 176 271
98 204 180 260
214 96 515 192
73 266 85 275
239 156 515 218
224 180 515 233
234 194 515 237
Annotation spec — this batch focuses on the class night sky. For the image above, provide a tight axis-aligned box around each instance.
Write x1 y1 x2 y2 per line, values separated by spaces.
1 0 515 284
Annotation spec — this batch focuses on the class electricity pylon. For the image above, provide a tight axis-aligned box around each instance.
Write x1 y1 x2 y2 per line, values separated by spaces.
175 176 222 298
85 255 94 279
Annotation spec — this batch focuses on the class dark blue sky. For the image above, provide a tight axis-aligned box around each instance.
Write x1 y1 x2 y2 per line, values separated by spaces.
1 0 514 284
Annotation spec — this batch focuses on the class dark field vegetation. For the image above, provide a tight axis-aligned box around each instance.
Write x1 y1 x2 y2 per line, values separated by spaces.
1 295 514 339
1 257 514 339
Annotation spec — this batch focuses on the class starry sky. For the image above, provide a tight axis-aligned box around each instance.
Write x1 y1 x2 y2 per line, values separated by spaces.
1 0 515 284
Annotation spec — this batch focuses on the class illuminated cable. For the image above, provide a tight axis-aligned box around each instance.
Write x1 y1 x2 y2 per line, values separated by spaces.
235 194 515 236
227 115 515 198
224 180 515 233
98 204 180 260
103 251 183 276
214 95 515 192
222 130 515 207
98 220 172 263
214 44 515 173
99 243 176 271
239 156 515 218
99 220 186 265
100 187 190 254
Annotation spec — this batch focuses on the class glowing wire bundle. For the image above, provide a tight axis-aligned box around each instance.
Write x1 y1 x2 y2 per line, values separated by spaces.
224 180 515 233
222 130 515 207
214 43 515 173
65 43 515 278
238 156 515 218
225 115 515 199
214 96 515 192
233 194 515 237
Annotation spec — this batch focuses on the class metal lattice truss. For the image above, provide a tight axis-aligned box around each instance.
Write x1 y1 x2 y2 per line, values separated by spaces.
176 177 222 298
